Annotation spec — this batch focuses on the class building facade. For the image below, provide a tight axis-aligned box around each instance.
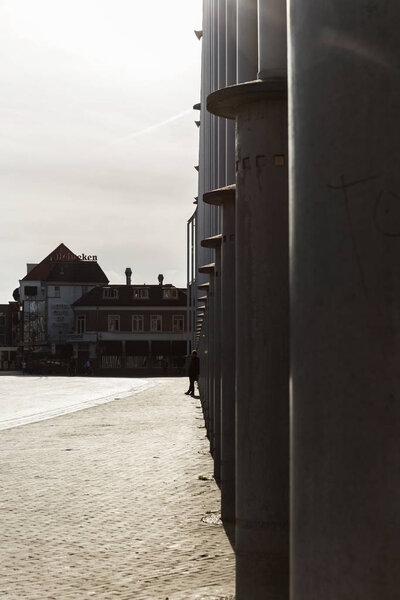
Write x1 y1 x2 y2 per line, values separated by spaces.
70 283 188 374
15 244 188 375
17 243 109 365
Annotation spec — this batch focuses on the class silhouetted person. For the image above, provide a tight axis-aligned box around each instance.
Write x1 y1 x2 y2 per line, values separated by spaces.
68 357 76 376
83 359 91 376
185 350 199 397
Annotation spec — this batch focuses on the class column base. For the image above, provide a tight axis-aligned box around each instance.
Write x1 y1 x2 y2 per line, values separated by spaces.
207 79 287 120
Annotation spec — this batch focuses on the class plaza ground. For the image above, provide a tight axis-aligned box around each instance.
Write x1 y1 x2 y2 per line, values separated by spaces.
0 377 235 600
0 375 154 431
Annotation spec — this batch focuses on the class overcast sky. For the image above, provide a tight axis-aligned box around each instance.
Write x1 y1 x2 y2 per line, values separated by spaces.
0 0 202 301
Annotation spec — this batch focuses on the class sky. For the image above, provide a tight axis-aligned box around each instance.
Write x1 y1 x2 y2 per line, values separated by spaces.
0 0 202 301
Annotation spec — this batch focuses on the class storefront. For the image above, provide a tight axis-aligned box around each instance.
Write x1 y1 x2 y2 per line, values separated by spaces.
0 348 17 370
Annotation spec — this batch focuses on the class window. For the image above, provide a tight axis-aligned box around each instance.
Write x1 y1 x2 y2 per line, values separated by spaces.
133 288 149 299
103 287 119 299
151 315 162 332
162 288 178 299
132 315 144 332
77 315 86 334
24 286 37 298
173 315 184 332
108 315 120 332
0 314 5 328
0 334 5 345
102 356 121 369
54 286 60 298
126 356 147 368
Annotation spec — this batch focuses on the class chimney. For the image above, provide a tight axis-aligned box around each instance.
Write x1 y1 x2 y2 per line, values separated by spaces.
158 274 164 286
125 267 132 285
26 263 38 274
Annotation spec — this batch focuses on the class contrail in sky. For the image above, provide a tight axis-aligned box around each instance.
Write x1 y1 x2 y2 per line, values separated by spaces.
112 109 193 144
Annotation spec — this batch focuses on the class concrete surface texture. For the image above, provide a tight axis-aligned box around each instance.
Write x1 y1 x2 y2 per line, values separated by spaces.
290 2 400 597
0 377 235 600
0 376 154 430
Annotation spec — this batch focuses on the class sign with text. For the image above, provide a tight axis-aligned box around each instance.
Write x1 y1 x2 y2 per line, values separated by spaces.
49 252 98 262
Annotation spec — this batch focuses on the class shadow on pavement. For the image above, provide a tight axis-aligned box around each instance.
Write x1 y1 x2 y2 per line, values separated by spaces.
223 520 235 551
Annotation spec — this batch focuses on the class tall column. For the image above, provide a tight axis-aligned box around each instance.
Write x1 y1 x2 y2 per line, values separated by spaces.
198 281 210 433
236 86 288 600
191 216 196 351
208 11 289 599
201 236 223 483
236 0 258 83
211 0 219 197
257 0 287 79
225 0 236 185
186 219 191 356
199 0 212 275
204 185 236 523
218 0 227 189
289 2 400 597
208 271 215 454
198 274 215 453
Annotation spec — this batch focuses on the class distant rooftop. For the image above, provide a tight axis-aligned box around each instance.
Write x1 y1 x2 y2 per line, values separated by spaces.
73 284 187 307
22 243 108 285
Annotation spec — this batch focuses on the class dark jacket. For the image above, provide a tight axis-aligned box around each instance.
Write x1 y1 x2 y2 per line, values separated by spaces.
188 356 200 378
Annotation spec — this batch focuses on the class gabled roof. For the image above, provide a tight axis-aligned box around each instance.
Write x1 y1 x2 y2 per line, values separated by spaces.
73 285 187 308
22 243 108 285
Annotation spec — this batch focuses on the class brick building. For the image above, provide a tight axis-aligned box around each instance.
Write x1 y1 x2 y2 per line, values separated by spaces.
70 282 188 375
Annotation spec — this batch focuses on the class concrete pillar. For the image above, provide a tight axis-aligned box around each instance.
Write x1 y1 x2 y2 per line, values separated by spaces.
289 2 400 597
218 1 227 189
198 0 211 276
217 0 227 190
208 77 289 599
199 264 216 456
198 281 211 440
186 219 191 356
211 0 219 195
201 236 223 483
225 0 236 185
257 0 287 80
236 0 258 83
204 185 236 523
226 0 236 86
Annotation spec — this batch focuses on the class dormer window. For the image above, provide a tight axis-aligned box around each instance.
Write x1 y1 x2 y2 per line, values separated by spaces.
162 288 178 299
103 287 119 299
133 288 149 299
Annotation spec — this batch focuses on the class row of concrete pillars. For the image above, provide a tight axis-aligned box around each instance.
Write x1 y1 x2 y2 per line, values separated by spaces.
197 81 289 600
190 1 400 599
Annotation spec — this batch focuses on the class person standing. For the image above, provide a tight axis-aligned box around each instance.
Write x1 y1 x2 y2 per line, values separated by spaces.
68 357 76 376
185 350 199 397
83 359 91 376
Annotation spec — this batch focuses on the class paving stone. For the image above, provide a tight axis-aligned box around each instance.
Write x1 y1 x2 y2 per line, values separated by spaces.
0 378 235 600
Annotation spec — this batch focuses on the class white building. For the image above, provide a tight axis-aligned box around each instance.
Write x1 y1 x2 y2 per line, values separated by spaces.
19 243 108 356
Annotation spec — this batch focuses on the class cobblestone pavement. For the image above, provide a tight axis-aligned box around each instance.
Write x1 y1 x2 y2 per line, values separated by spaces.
0 378 235 600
